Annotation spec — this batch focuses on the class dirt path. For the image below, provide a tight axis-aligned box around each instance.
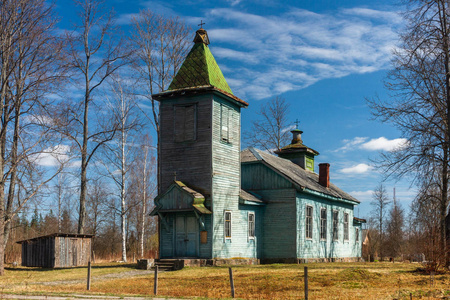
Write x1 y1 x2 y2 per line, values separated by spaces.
30 269 155 286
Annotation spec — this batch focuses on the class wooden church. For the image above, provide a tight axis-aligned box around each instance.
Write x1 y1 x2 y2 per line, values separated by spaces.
150 27 365 263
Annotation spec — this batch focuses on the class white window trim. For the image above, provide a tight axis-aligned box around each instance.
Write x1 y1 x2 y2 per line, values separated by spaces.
356 227 360 243
224 210 232 241
220 104 231 143
344 212 349 242
320 207 327 241
332 210 339 241
305 205 313 240
248 212 255 241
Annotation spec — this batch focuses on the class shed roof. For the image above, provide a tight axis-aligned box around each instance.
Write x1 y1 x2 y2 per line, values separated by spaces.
240 189 265 204
241 147 359 204
17 233 94 244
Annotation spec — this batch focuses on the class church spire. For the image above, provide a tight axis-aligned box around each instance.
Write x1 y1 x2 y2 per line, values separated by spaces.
168 26 233 94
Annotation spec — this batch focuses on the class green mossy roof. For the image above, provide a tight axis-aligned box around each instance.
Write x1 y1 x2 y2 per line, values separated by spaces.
168 42 233 94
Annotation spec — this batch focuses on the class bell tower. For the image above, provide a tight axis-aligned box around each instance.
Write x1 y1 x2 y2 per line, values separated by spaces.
151 27 248 259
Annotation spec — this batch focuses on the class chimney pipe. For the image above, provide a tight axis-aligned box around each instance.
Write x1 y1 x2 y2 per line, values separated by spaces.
319 163 330 188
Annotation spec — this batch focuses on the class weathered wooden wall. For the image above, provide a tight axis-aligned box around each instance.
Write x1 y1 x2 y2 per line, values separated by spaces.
54 236 91 268
21 236 55 268
211 95 249 258
296 192 360 259
159 94 213 197
242 159 362 260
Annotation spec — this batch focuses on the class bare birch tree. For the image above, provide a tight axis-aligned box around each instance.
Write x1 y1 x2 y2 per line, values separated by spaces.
0 0 66 275
244 96 292 152
99 76 143 262
368 0 450 266
127 134 156 258
131 10 190 193
60 0 132 234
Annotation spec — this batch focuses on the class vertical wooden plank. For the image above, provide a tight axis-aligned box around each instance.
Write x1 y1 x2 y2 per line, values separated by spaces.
87 261 91 290
154 265 158 295
304 266 308 300
229 267 235 298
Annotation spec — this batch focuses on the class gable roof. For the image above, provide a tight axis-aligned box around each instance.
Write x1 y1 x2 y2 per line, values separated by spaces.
241 147 359 204
150 181 212 215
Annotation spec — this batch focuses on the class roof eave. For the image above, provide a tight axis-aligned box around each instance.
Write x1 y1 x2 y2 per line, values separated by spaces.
152 85 248 107
302 187 360 205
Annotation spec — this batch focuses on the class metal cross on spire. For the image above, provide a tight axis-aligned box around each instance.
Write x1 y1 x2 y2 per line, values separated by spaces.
294 119 300 129
198 20 205 28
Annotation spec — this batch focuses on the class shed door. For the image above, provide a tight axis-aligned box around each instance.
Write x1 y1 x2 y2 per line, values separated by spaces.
175 214 198 257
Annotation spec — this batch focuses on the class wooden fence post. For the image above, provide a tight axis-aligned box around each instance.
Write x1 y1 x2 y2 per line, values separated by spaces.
229 267 235 298
154 265 158 295
87 261 91 291
304 266 308 300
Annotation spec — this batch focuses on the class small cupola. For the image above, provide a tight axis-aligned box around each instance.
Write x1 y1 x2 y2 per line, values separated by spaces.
274 124 319 172
193 28 210 45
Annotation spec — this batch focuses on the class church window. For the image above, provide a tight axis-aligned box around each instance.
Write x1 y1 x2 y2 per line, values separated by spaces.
305 206 313 239
174 104 196 142
356 228 360 242
224 211 232 239
220 104 231 142
333 210 339 241
248 212 255 239
344 213 349 241
320 208 327 240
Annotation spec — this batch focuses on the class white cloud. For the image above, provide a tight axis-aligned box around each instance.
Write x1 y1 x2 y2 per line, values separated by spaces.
335 136 409 152
349 190 374 201
32 145 71 167
360 137 409 151
341 163 373 174
204 7 401 100
334 137 368 152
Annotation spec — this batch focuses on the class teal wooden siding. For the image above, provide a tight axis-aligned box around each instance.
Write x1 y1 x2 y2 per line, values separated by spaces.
242 163 292 190
157 186 194 210
160 214 175 258
296 192 359 259
258 189 297 259
211 94 249 258
237 205 263 258
199 214 212 258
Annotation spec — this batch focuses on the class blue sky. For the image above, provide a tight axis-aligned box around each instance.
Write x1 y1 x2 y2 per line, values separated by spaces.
54 0 416 220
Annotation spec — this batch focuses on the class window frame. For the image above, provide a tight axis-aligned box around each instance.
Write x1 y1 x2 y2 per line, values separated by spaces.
356 227 360 242
224 210 232 240
332 210 339 241
305 205 313 240
344 212 349 241
220 104 232 143
320 207 327 241
248 212 255 240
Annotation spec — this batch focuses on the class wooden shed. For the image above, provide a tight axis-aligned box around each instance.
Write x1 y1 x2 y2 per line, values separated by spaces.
17 233 93 268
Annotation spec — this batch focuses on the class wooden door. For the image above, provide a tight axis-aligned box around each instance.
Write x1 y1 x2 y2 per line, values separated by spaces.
175 214 198 257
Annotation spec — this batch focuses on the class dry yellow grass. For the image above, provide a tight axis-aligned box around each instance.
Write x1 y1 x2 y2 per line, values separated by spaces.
1 262 450 299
